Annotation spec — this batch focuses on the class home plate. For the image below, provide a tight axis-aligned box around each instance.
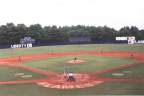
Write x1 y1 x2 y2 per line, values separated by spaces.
36 73 104 89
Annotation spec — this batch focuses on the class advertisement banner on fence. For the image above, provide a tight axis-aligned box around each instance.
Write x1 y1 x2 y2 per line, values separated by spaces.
11 44 32 48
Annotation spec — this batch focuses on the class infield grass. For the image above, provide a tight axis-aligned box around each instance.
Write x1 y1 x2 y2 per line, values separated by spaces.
23 55 136 73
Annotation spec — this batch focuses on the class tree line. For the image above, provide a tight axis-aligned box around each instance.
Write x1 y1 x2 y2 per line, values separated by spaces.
0 23 144 44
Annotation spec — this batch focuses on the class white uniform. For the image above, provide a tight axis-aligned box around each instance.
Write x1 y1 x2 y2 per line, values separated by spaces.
67 72 75 82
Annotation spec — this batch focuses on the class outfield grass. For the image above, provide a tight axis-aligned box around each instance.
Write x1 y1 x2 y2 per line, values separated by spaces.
98 62 144 79
0 67 47 81
0 44 144 58
23 55 136 73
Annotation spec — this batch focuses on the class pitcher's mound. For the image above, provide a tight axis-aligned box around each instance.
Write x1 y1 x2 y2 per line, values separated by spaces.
67 60 85 64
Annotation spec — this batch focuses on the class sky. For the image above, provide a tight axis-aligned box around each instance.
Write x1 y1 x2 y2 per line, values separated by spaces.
0 0 143 30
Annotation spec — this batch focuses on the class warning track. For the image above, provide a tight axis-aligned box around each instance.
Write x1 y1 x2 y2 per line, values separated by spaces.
0 51 144 89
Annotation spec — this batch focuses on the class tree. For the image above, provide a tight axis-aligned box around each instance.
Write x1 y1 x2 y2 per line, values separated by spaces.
0 23 143 45
119 26 131 36
28 24 43 43
130 26 139 39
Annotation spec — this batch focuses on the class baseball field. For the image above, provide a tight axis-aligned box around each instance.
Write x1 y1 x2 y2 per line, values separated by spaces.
0 44 144 96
